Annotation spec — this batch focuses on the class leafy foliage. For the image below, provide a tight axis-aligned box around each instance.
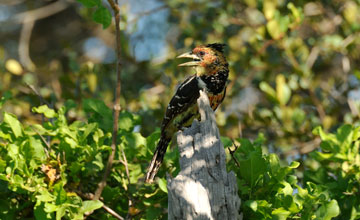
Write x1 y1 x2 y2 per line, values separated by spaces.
2 93 359 219
1 0 360 219
0 99 171 219
227 135 340 219
305 125 360 220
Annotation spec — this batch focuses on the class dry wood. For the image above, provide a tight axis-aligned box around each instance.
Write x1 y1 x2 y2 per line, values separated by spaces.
167 90 242 220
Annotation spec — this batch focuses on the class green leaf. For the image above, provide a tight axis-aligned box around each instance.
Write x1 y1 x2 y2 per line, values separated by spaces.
245 200 258 211
80 200 103 213
269 153 280 174
3 112 22 137
0 130 11 140
289 161 300 169
27 137 46 162
158 178 168 193
315 200 340 220
336 124 353 150
0 159 6 173
276 74 291 105
44 203 58 213
237 138 255 155
92 6 112 29
8 144 19 159
221 136 233 148
36 190 55 202
119 111 141 132
32 105 57 118
146 206 163 220
34 202 53 220
266 13 289 39
80 123 98 142
13 175 24 185
83 98 113 131
83 99 112 117
272 207 291 220
76 0 100 7
56 206 66 220
146 131 161 152
263 0 276 20
278 181 293 196
260 81 277 102
54 183 67 205
239 149 266 188
123 132 147 157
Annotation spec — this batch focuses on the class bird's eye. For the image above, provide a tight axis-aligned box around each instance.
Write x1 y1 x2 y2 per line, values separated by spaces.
199 51 205 56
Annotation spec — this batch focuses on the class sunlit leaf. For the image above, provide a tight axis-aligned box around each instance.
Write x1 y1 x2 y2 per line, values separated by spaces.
32 105 57 118
260 81 277 102
4 112 22 137
158 178 168 193
276 74 291 105
87 73 97 92
315 200 340 220
263 0 276 20
80 200 103 213
5 59 23 75
272 207 291 220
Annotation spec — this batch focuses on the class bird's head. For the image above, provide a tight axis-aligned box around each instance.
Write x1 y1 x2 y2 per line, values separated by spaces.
177 43 228 76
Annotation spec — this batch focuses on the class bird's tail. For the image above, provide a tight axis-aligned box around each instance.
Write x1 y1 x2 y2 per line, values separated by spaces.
145 137 171 183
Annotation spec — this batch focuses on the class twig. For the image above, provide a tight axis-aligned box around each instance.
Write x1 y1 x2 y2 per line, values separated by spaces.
93 0 123 201
76 190 125 220
228 140 240 167
103 205 125 220
306 46 320 69
26 82 53 146
25 83 51 106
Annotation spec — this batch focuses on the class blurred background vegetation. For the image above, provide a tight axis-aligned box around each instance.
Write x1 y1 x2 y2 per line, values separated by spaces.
1 0 360 218
2 0 360 167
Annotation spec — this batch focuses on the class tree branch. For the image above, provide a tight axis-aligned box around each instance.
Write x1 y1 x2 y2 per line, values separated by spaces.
19 19 35 71
14 0 70 71
12 0 69 23
93 0 123 201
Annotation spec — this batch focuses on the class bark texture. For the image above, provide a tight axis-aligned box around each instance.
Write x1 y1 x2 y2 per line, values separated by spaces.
167 90 242 220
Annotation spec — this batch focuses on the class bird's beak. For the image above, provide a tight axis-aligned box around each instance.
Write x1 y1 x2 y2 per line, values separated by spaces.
177 52 200 67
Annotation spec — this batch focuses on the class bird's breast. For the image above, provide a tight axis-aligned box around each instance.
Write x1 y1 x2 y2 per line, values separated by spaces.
207 89 226 110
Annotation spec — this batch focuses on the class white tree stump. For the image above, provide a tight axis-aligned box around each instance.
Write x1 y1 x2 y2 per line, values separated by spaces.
167 90 242 220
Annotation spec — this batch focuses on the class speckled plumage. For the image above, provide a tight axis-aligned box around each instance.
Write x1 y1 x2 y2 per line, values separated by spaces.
145 43 229 183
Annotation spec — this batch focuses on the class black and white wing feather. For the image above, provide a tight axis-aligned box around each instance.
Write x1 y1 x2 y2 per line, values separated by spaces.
161 75 200 133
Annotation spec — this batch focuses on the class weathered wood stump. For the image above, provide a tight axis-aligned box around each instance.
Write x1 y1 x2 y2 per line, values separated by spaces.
167 90 242 220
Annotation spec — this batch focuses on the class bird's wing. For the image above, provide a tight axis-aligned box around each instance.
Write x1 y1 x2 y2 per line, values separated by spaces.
161 74 200 132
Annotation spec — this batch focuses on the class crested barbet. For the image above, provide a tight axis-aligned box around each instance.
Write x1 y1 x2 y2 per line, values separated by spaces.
145 43 229 183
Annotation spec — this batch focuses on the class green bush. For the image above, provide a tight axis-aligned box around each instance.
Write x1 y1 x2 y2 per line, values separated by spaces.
0 100 172 219
1 96 359 219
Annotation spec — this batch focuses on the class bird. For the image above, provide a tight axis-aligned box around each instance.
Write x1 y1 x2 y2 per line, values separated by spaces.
145 43 229 183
